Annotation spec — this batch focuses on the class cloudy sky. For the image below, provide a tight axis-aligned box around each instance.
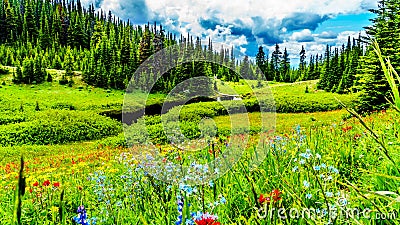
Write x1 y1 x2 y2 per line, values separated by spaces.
83 0 377 65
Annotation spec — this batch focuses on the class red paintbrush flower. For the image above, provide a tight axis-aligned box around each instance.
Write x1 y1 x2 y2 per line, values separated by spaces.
259 189 282 205
271 189 282 202
194 213 221 225
33 181 39 187
43 180 50 186
53 182 60 187
258 194 271 204
342 126 353 132
195 218 220 225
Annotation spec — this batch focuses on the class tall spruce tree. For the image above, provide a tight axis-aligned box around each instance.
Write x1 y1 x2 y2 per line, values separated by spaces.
271 44 282 81
356 0 400 113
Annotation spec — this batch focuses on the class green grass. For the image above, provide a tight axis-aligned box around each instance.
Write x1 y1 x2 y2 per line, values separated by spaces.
0 110 398 224
0 71 167 113
216 79 281 95
216 79 318 95
214 110 349 135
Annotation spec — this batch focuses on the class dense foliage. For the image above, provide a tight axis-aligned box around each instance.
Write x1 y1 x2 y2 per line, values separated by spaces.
355 0 400 113
0 110 121 146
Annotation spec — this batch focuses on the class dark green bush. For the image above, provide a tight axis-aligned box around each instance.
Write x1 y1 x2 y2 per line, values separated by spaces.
51 102 76 110
0 112 25 125
0 66 8 75
0 110 122 146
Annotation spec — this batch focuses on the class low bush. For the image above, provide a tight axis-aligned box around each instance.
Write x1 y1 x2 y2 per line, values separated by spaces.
0 110 122 146
0 112 26 125
51 102 76 110
96 133 127 148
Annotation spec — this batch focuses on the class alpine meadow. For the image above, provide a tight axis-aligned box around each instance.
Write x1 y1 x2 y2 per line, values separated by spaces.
0 0 399 224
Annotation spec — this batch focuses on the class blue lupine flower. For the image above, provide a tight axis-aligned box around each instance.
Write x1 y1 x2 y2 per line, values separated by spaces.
220 196 227 204
303 180 310 188
313 165 321 171
305 193 312 199
325 192 333 197
292 166 298 172
73 205 89 225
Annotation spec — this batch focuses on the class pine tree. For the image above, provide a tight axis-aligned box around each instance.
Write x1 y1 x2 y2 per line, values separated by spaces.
22 57 34 84
62 48 75 86
240 55 251 79
255 46 266 78
317 45 331 90
356 47 389 113
299 45 306 80
271 44 282 81
280 48 290 82
355 0 400 113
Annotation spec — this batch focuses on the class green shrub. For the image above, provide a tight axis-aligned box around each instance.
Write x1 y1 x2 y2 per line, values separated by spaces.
96 133 127 148
51 102 76 110
0 110 122 146
0 112 25 125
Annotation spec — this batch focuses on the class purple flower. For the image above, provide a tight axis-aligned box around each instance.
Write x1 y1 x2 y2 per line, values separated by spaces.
73 205 95 225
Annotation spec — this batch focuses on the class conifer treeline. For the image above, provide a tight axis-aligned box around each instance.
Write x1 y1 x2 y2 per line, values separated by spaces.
317 36 363 94
254 37 363 91
0 0 243 92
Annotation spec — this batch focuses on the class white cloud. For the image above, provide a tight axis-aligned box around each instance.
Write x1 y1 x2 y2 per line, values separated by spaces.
239 47 247 54
290 29 315 42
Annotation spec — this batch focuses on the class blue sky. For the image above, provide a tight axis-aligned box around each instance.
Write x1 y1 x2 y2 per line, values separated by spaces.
83 0 377 66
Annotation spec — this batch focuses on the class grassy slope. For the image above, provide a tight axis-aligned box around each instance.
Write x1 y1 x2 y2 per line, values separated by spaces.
0 67 165 112
0 68 357 147
214 110 349 135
